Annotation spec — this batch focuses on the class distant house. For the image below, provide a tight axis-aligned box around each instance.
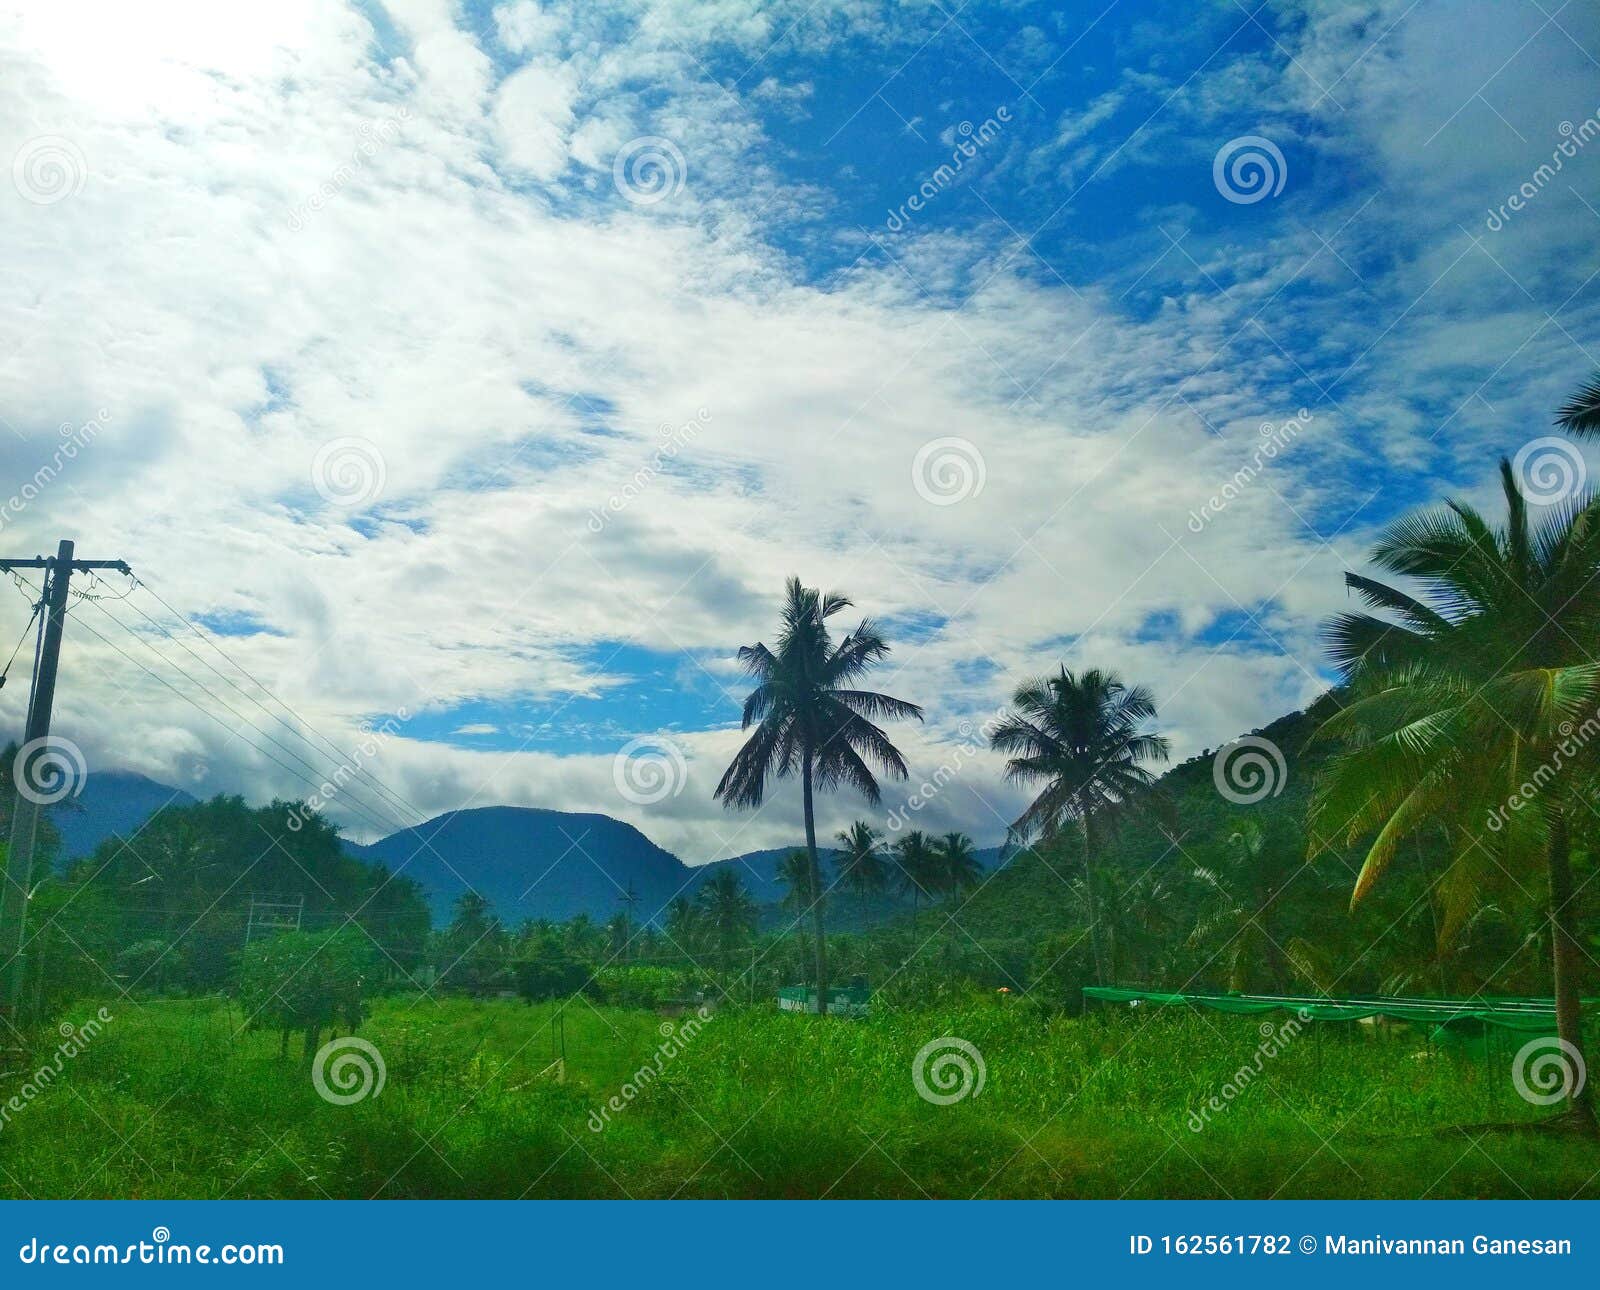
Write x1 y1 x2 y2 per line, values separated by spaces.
777 983 870 1017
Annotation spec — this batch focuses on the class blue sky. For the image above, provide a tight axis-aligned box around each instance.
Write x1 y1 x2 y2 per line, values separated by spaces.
2 0 1598 858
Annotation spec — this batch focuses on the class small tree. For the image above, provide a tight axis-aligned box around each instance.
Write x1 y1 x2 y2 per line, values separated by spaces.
240 930 374 1060
436 892 508 996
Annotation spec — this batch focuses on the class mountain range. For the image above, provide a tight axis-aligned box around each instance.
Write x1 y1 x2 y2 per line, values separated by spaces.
42 772 1003 925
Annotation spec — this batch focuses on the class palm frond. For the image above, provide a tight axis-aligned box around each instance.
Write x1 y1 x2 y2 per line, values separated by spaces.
1556 373 1600 436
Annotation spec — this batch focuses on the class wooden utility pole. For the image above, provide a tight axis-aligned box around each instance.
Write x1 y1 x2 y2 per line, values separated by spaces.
618 881 640 960
0 540 130 1020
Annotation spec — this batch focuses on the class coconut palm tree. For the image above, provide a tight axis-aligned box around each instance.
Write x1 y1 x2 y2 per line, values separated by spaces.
988 666 1170 985
834 821 888 921
663 896 703 957
892 829 941 933
715 577 923 1015
934 832 983 902
776 848 817 984
1188 819 1292 993
1556 372 1600 436
1310 458 1600 1131
697 869 758 965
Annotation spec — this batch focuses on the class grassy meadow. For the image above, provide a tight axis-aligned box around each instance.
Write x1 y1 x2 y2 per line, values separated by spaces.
1 995 1594 1200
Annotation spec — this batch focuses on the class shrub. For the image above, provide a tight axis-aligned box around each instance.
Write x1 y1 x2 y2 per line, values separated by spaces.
588 965 694 1008
238 930 374 1059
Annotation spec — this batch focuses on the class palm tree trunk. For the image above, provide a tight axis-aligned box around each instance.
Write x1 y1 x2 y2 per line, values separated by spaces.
1082 817 1104 986
1545 808 1595 1132
802 756 829 1016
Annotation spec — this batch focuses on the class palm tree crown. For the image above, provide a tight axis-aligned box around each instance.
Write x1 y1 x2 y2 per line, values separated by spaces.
715 577 924 810
1313 460 1600 903
934 832 983 900
835 821 889 908
776 848 818 916
697 869 757 957
989 666 1170 842
891 829 941 931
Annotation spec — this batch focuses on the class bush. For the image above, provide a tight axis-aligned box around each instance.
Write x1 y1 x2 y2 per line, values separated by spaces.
238 930 374 1058
514 950 590 1001
588 965 693 1008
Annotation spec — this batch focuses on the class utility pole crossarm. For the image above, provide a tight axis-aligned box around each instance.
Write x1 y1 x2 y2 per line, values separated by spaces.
0 558 130 574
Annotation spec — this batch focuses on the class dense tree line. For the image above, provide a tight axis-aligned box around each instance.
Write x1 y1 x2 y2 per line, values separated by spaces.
20 795 429 1010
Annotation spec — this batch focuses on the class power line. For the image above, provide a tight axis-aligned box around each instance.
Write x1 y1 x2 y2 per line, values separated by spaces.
77 590 419 839
6 566 423 842
0 594 41 691
128 572 427 830
11 569 492 914
72 596 414 842
8 572 410 844
112 573 515 915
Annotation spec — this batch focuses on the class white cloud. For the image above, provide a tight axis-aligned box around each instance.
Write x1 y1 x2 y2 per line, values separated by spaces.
0 0 1594 869
492 60 578 180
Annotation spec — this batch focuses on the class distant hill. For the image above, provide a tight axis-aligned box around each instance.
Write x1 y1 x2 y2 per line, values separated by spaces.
46 770 196 864
347 811 1010 926
345 806 698 924
29 771 1006 927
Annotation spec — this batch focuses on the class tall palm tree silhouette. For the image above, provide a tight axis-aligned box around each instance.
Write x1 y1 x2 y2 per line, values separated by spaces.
716 578 922 1013
989 666 1169 985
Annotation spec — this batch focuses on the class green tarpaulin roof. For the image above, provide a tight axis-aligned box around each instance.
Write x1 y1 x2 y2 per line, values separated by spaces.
1082 985 1594 1031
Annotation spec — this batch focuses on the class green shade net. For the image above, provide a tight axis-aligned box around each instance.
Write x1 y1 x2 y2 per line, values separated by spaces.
1082 985 1593 1033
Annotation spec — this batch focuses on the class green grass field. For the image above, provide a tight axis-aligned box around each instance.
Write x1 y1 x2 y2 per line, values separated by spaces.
0 995 1594 1199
